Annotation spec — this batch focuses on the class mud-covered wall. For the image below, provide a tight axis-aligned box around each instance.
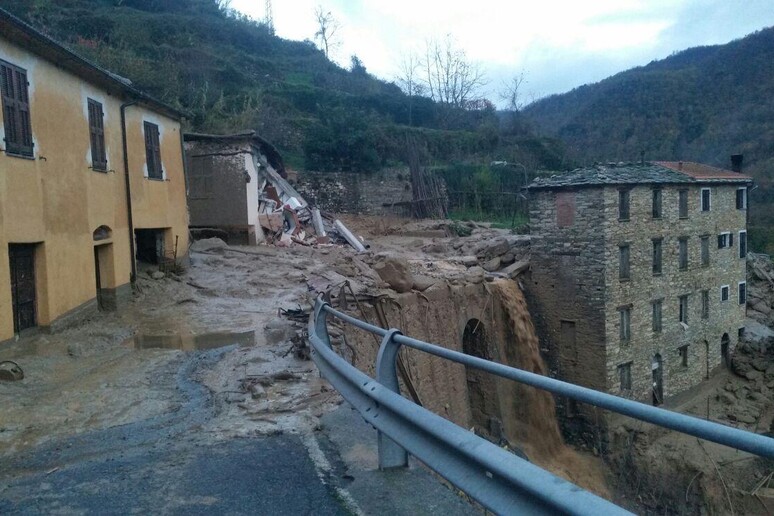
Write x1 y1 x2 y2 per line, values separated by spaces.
294 168 413 215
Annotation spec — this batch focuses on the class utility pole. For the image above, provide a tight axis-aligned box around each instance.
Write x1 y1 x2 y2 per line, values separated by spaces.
265 0 274 33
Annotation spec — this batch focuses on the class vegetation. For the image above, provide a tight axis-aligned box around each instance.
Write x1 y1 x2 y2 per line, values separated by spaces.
0 0 566 176
523 27 774 248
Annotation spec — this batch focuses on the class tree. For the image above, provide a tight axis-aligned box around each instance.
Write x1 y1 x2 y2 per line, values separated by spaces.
313 5 340 59
396 52 425 126
350 54 366 75
499 73 525 112
420 36 487 109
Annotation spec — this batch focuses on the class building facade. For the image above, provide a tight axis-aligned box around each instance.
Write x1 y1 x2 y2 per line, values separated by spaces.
527 161 750 428
0 9 189 343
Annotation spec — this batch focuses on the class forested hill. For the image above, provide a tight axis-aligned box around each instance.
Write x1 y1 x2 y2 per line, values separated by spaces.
0 0 565 174
523 26 774 242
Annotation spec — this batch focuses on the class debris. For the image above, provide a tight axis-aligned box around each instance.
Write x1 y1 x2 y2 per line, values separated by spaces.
373 257 413 293
151 271 166 280
334 219 367 252
190 237 228 252
502 259 530 278
311 208 326 238
0 360 24 381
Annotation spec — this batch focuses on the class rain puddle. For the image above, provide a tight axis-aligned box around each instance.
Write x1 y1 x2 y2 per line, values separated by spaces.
127 330 255 351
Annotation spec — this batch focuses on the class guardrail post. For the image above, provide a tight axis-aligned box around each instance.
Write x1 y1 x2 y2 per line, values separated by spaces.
313 297 331 348
376 329 409 469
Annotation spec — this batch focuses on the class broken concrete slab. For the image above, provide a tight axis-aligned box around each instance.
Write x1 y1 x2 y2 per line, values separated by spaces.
502 259 529 278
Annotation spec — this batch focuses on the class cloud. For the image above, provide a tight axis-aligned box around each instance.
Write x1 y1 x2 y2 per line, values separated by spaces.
233 0 774 103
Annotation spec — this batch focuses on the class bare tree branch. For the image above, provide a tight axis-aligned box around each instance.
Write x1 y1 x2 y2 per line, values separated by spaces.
419 35 487 109
313 5 341 59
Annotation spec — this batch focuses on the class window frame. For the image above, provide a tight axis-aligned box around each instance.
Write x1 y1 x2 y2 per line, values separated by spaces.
618 362 632 391
701 289 709 319
679 345 689 367
143 121 163 180
736 187 747 210
739 230 747 259
718 232 731 249
720 285 730 303
700 187 711 212
678 189 689 219
652 238 663 275
0 59 34 157
652 188 662 219
700 235 710 267
619 307 631 342
679 295 689 325
652 299 663 333
738 281 747 305
619 244 631 280
678 237 689 270
87 98 107 171
618 188 631 221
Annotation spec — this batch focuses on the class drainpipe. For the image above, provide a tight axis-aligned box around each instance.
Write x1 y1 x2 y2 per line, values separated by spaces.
121 101 138 284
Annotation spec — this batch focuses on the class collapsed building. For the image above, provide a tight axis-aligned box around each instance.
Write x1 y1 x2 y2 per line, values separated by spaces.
526 159 751 440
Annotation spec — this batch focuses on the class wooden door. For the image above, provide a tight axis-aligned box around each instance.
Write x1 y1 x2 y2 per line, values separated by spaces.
9 244 36 333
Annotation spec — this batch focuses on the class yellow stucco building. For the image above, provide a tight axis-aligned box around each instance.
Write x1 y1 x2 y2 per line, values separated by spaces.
0 8 189 343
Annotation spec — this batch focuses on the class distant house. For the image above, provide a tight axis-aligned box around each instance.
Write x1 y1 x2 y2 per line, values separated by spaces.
0 8 189 343
527 159 750 432
184 131 303 245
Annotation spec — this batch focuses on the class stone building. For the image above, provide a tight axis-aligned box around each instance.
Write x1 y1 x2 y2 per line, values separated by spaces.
527 160 751 428
0 8 189 343
183 131 292 245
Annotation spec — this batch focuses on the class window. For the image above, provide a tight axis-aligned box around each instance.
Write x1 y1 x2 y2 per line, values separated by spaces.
678 237 688 270
701 236 710 267
679 345 689 367
619 307 631 342
618 362 632 391
619 244 630 280
652 238 663 275
718 232 732 249
739 282 747 305
652 188 662 219
736 188 747 210
679 295 689 325
701 188 711 212
0 59 33 156
720 285 730 302
739 230 747 259
556 192 575 227
87 99 107 171
678 189 688 218
701 290 709 319
652 300 662 333
144 121 163 180
618 189 630 221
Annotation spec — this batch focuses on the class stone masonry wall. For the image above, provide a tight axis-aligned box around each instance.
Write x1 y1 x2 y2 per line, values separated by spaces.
294 168 413 215
603 184 747 403
526 188 609 443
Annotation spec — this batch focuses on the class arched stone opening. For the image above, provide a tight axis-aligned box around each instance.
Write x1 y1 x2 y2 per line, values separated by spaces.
462 319 500 438
721 333 731 368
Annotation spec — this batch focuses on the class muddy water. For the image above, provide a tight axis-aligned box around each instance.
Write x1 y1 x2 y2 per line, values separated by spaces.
127 330 256 351
490 279 611 498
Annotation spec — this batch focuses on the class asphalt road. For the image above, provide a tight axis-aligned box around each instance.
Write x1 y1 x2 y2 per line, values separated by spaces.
0 348 476 515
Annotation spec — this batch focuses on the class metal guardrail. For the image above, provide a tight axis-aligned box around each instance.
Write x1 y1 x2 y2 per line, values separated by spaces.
308 297 774 515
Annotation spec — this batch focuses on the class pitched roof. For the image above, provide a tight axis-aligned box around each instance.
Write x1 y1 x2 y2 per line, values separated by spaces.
529 161 752 190
0 7 183 120
654 161 753 181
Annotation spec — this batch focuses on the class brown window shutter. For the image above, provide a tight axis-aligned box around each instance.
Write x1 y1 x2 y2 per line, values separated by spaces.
1 61 33 156
152 125 162 178
88 99 107 170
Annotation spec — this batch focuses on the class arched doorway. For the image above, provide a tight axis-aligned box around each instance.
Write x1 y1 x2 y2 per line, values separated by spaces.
652 353 663 406
462 319 499 437
721 333 731 368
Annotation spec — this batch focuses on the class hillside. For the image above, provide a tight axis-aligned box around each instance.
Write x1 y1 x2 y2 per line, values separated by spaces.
523 27 774 247
0 0 566 176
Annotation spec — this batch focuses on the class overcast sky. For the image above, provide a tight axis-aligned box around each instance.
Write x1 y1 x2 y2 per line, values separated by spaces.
232 0 774 105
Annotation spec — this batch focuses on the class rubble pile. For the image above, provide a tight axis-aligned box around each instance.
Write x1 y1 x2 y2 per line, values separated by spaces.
745 253 774 350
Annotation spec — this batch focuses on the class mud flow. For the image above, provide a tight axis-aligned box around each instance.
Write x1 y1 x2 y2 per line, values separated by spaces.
126 330 256 351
